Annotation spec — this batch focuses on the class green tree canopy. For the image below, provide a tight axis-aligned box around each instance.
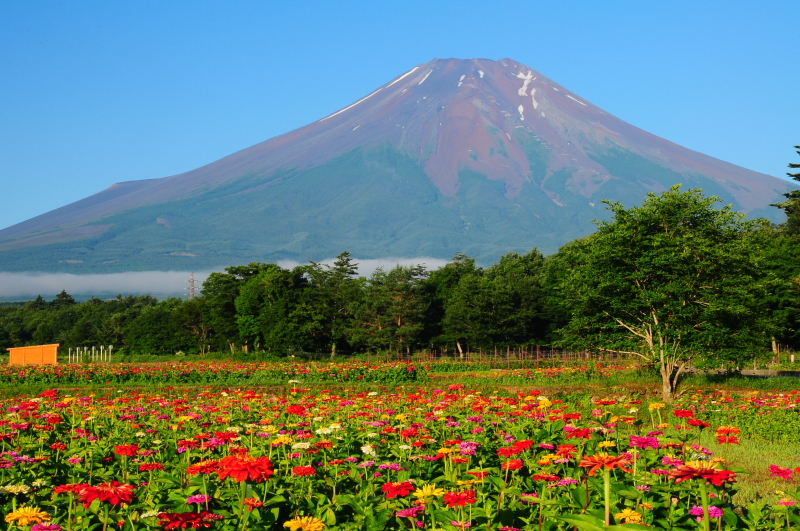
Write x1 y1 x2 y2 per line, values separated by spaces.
557 186 770 401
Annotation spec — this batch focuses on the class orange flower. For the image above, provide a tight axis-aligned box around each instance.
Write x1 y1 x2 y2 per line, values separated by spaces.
186 460 220 476
578 453 632 476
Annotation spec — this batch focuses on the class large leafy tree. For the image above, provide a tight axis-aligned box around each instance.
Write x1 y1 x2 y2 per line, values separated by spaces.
773 145 800 235
558 186 770 401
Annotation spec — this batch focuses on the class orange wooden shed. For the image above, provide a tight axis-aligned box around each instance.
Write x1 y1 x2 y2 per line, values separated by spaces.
7 344 59 366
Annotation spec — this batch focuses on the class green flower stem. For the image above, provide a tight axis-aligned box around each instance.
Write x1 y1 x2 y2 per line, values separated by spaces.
698 480 710 531
603 468 611 527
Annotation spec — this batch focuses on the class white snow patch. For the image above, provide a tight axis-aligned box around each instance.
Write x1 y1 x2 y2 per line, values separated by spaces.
418 70 433 85
352 125 360 131
478 70 484 78
459 74 466 81
386 66 419 88
515 70 534 96
319 88 382 121
567 95 587 106
518 104 525 121
553 87 559 91
531 87 539 110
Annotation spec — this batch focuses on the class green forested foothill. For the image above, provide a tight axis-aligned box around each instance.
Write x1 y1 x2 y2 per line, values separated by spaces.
1 186 799 362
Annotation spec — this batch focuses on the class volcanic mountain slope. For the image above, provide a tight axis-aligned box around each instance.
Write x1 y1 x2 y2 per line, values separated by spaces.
0 58 794 272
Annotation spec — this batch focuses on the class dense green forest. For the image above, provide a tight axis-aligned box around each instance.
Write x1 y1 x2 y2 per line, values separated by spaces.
1 185 799 359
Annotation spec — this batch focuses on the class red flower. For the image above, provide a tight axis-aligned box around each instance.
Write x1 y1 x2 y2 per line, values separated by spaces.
687 419 710 429
216 455 274 483
578 453 632 476
139 463 165 472
556 445 577 458
49 442 67 451
78 481 136 508
532 473 560 482
565 428 592 439
382 481 415 499
669 461 736 486
443 490 477 507
467 471 488 479
286 405 307 416
54 483 89 495
513 439 534 450
292 466 316 476
114 445 139 457
497 447 522 457
769 465 793 480
501 459 523 471
716 435 739 445
157 511 223 529
672 409 694 419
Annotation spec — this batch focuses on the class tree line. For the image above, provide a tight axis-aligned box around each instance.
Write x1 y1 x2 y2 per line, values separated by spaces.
1 148 799 384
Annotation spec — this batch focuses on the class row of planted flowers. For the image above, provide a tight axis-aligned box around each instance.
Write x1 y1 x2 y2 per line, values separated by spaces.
0 361 426 386
1 386 799 530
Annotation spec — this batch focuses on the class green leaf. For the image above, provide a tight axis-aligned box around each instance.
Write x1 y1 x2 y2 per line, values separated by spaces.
555 514 606 531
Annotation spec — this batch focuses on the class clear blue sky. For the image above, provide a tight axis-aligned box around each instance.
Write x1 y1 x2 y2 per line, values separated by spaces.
1 1 798 231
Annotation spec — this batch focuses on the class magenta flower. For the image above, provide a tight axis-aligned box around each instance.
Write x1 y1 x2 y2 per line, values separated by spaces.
396 506 424 518
769 465 793 479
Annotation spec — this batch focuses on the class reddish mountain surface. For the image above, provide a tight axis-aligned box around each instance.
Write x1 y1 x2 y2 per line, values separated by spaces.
0 58 794 272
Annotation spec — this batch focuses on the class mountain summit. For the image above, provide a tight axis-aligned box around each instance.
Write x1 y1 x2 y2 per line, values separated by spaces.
0 58 794 271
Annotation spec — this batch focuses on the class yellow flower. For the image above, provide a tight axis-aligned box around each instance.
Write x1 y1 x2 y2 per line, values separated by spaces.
394 414 408 422
436 447 455 455
648 403 666 411
615 509 642 523
598 441 616 448
414 484 445 498
537 453 557 465
457 479 480 486
283 516 325 531
5 506 51 526
538 400 552 409
272 436 293 446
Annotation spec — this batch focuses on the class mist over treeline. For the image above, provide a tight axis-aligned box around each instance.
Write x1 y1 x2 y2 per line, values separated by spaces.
1 187 799 358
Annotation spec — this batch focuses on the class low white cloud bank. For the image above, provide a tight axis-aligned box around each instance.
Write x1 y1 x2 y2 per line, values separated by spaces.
0 257 449 298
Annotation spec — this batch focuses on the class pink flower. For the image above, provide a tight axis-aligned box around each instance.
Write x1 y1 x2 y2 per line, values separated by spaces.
769 465 793 480
396 506 424 518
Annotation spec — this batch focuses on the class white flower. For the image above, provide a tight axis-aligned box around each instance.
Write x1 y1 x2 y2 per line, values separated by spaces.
288 380 301 384
313 416 324 422
366 433 379 438
32 479 46 487
141 511 160 519
227 427 243 433
292 442 311 450
328 423 342 431
398 445 412 450
0 485 30 494
629 408 639 413
135 432 146 438
367 392 378 396
361 445 376 456
316 428 333 435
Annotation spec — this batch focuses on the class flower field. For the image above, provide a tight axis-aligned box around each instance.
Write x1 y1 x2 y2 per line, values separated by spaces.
0 362 426 387
3 383 800 530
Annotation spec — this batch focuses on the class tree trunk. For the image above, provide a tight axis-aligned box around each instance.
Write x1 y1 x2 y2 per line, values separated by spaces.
330 342 336 360
456 342 464 359
661 375 674 403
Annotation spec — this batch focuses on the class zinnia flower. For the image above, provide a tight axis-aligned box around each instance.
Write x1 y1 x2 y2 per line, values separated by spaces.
5 506 51 526
614 509 642 523
186 460 220 476
292 466 316 477
157 511 222 529
443 490 477 507
216 455 274 483
413 484 444 499
382 481 415 499
578 453 632 476
669 461 735 486
769 465 793 480
77 482 135 508
283 516 325 531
